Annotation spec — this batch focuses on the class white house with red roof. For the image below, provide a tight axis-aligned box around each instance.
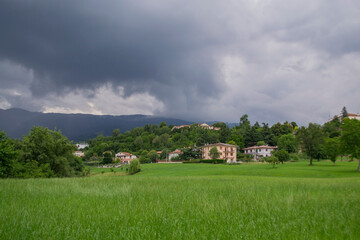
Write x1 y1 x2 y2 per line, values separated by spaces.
115 152 137 164
243 145 278 159
169 149 183 160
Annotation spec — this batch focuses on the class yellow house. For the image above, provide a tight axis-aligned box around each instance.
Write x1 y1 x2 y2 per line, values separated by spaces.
201 143 237 163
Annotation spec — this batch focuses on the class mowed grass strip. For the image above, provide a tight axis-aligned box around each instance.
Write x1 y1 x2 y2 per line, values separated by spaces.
0 162 359 239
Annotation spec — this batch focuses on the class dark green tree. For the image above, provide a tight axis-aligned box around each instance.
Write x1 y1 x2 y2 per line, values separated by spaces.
277 134 297 153
0 131 18 178
129 159 140 175
209 147 220 159
342 106 349 119
102 151 113 164
274 149 290 164
20 127 83 177
296 123 326 166
341 118 360 171
324 137 340 165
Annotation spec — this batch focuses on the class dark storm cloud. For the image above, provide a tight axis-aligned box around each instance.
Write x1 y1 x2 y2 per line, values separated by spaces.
0 0 360 124
0 0 225 98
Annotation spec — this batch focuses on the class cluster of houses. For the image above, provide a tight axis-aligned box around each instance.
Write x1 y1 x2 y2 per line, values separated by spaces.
171 123 221 131
74 141 278 164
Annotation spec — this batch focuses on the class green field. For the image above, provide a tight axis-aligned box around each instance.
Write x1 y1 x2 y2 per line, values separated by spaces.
1 161 360 239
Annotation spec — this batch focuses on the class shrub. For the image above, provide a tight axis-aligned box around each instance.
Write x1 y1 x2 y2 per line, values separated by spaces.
274 149 290 163
264 156 279 168
199 159 226 164
129 159 141 175
182 159 201 164
289 153 300 162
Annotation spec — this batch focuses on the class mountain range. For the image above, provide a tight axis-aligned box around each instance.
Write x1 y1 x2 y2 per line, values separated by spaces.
0 108 193 141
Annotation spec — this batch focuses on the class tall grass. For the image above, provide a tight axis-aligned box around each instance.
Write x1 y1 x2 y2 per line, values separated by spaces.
0 161 359 239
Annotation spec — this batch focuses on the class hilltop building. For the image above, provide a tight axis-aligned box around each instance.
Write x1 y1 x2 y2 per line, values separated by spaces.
171 123 220 131
76 143 89 150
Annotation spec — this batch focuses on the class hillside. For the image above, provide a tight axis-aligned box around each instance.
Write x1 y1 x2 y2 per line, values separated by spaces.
0 108 192 141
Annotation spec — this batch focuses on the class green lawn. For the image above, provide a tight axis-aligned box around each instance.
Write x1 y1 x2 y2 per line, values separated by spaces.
1 161 359 239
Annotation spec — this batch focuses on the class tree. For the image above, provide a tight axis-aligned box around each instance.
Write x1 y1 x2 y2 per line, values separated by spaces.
256 141 266 146
341 118 360 171
209 147 220 159
160 121 167 128
274 149 289 164
102 151 113 164
112 129 121 137
277 134 297 153
264 156 279 168
20 127 83 177
296 123 326 166
342 106 349 119
0 131 18 178
324 137 340 166
129 159 140 175
148 150 159 163
323 117 341 138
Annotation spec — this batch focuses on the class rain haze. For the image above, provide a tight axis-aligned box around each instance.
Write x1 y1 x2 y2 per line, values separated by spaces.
1 0 360 125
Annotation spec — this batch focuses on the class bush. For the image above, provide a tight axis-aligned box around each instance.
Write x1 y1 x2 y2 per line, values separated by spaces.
289 153 300 162
274 149 290 163
199 159 226 164
264 156 279 168
129 159 141 175
182 159 201 164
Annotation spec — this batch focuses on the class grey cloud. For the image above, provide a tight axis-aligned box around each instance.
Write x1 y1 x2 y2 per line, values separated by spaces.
0 0 360 125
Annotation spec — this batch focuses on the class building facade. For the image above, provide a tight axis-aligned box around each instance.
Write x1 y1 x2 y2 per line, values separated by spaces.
169 150 183 160
115 152 137 164
243 145 278 159
201 143 237 163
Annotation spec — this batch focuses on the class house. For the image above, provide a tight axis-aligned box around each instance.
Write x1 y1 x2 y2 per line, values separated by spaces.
199 123 221 131
171 125 191 131
74 151 85 157
115 152 137 164
243 145 278 160
169 149 183 160
328 112 360 122
201 143 237 163
76 143 89 150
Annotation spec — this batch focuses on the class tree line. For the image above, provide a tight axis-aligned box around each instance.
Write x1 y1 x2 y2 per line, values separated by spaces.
1 107 360 178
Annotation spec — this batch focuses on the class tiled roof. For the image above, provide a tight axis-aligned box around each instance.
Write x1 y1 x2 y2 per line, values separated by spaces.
201 143 237 148
243 145 278 150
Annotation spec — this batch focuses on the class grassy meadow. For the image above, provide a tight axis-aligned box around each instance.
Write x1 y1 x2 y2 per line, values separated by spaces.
1 161 360 239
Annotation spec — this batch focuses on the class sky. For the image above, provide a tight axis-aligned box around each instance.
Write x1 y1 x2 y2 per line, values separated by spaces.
0 0 360 126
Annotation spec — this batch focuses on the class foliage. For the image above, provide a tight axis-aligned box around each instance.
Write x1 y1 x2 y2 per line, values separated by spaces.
128 159 140 175
340 118 360 171
209 147 220 159
277 134 297 153
199 159 226 164
264 156 279 168
0 131 18 178
102 151 113 164
296 123 326 166
182 159 201 163
18 127 84 177
324 137 340 165
148 150 159 163
342 106 348 119
274 149 290 163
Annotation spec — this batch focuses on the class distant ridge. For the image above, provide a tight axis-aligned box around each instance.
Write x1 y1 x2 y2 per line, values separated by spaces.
0 108 193 141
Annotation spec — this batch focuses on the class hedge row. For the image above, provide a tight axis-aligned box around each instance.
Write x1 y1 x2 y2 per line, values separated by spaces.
182 159 226 164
